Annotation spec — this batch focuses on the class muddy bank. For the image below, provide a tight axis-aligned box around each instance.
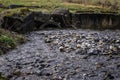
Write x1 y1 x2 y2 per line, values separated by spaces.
72 13 120 29
0 9 120 33
0 29 119 80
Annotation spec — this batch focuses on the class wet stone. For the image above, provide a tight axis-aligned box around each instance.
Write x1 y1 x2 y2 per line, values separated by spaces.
87 49 101 55
44 38 52 43
59 46 65 52
0 29 120 80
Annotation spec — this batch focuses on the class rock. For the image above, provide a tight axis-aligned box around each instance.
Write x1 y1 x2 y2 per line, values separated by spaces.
81 42 90 48
75 49 81 55
118 45 120 49
67 39 72 43
59 46 65 52
75 49 87 55
95 62 104 68
76 44 81 48
116 40 120 43
117 63 120 68
104 73 114 80
27 66 32 70
65 48 71 53
76 40 81 43
36 70 42 76
87 49 101 55
109 45 117 51
50 35 56 39
64 44 69 48
13 70 21 76
44 38 52 43
40 69 53 76
70 43 76 50
75 34 80 38
52 40 59 45
99 40 103 45
94 38 99 42
81 35 86 38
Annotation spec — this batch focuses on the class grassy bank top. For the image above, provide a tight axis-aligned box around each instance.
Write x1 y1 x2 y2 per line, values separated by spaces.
0 0 120 14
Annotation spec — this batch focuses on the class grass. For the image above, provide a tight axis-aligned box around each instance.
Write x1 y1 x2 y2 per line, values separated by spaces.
0 0 120 14
63 0 120 5
0 0 61 12
0 8 30 17
60 2 118 13
0 29 26 54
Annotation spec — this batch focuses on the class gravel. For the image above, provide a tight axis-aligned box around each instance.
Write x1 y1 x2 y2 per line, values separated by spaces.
0 29 120 80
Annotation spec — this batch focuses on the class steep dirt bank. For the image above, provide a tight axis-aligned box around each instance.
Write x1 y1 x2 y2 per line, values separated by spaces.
72 13 120 29
0 9 120 34
0 29 119 80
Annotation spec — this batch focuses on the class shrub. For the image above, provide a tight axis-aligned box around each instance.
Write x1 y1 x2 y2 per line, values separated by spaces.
0 35 16 47
0 29 26 54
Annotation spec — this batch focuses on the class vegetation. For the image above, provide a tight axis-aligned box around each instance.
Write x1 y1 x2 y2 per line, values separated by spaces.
0 73 8 80
63 0 120 6
0 0 61 13
0 0 120 13
0 29 26 54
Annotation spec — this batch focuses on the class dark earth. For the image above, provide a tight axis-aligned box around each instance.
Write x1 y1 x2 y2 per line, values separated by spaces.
0 29 120 80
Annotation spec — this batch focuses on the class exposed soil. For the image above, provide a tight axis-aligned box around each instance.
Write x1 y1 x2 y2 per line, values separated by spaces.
0 29 120 80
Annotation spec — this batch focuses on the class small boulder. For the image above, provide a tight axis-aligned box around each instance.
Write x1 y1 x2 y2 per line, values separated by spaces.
44 38 52 43
59 46 65 52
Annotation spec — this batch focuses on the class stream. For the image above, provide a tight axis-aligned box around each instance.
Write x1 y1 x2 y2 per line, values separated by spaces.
0 29 120 80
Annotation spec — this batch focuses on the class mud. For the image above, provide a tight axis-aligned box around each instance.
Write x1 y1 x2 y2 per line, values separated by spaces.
0 29 120 80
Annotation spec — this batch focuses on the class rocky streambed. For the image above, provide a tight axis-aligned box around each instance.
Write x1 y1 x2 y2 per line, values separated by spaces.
0 29 120 80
